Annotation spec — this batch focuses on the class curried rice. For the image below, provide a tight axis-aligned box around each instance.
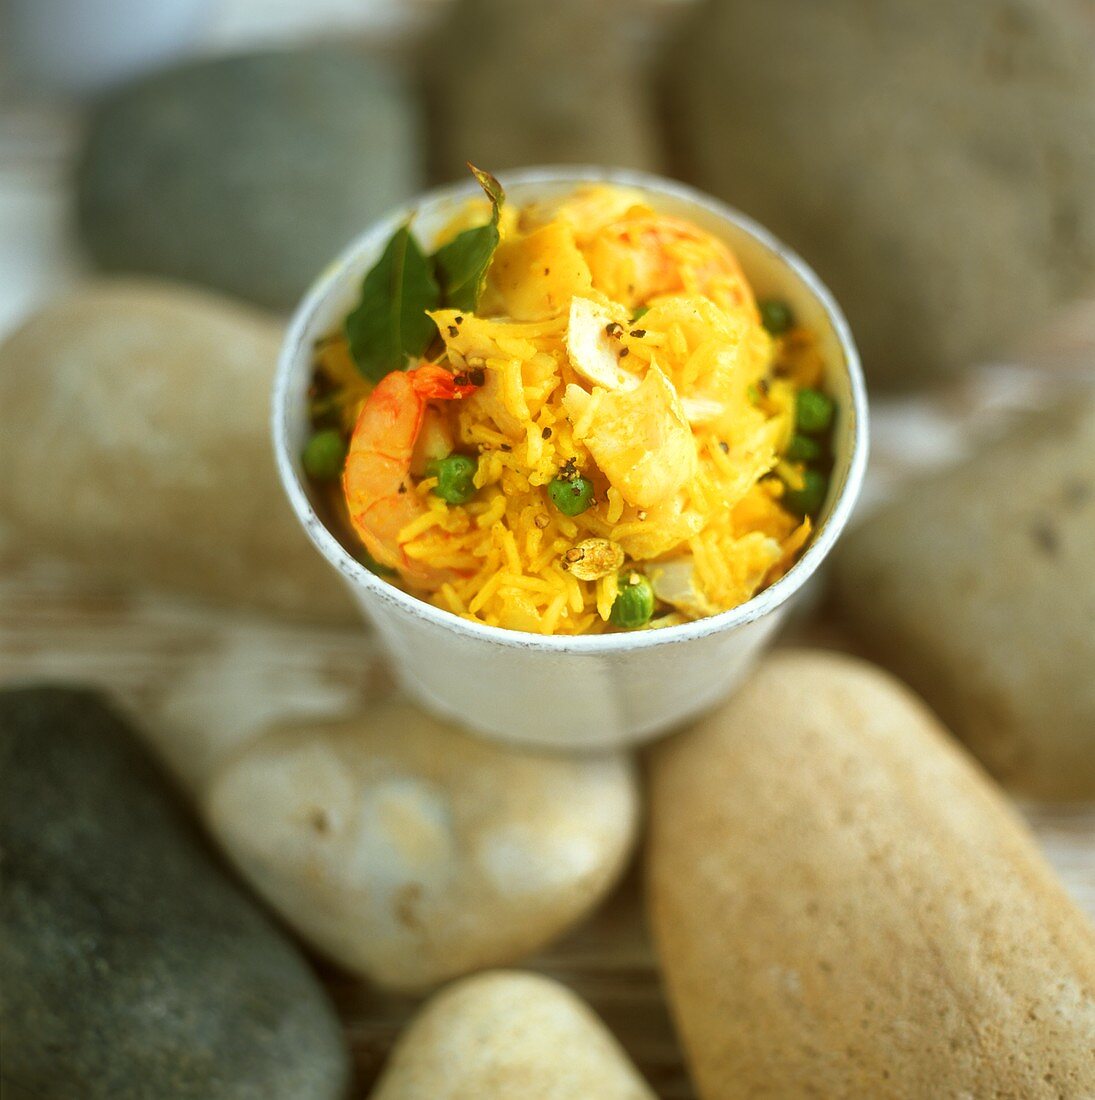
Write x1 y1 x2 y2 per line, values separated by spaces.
306 182 835 635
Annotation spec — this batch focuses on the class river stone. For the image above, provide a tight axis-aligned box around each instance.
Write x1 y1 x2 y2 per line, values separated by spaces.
77 47 420 309
202 703 639 991
835 396 1095 799
671 0 1095 386
427 0 661 181
370 970 655 1099
647 651 1095 1099
0 686 349 1100
0 279 353 623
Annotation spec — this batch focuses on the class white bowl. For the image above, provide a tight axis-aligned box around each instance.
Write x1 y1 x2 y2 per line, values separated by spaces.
273 167 868 750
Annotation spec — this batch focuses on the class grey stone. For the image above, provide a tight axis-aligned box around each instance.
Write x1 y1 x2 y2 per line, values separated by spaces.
77 47 421 309
834 396 1095 799
427 0 661 182
0 686 350 1100
671 0 1095 387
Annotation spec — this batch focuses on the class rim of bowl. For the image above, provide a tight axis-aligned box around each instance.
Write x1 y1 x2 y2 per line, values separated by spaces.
273 166 869 653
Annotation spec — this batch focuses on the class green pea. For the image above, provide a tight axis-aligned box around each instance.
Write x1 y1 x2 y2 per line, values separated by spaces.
795 388 835 435
785 433 822 462
302 428 347 481
759 298 794 335
428 454 478 504
359 550 397 578
549 475 594 516
783 468 829 516
610 571 655 630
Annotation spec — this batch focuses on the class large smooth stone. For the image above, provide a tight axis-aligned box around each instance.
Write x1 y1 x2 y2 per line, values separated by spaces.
835 397 1095 799
77 47 420 309
0 686 349 1100
0 280 352 623
427 0 661 181
647 651 1095 1099
202 703 639 990
370 970 655 1098
671 0 1095 386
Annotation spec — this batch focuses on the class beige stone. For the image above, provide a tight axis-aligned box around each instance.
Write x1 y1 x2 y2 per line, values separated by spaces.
835 397 1095 799
202 704 639 990
426 0 661 181
648 651 1095 1099
0 279 352 622
671 0 1095 386
370 970 655 1099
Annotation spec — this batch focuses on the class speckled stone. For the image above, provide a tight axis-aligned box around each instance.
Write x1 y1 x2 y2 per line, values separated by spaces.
77 47 421 309
0 686 349 1100
202 703 640 990
370 971 655 1099
648 651 1095 1099
671 0 1095 386
427 0 661 181
835 397 1095 799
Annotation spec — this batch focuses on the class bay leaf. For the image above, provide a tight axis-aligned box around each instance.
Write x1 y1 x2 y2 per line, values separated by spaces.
433 166 506 312
345 222 440 382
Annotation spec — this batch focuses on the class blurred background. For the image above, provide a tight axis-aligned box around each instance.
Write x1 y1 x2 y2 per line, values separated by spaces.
2 1 1094 1095
3 0 1093 382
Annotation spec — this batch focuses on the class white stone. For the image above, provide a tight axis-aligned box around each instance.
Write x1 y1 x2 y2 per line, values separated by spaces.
201 703 639 990
370 971 655 1099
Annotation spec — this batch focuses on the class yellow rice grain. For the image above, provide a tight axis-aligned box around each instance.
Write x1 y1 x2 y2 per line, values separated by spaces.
468 571 504 615
605 486 625 524
541 592 568 635
398 510 447 543
499 525 522 575
596 571 619 621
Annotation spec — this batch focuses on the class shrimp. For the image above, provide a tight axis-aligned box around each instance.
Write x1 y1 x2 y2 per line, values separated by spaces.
584 210 756 314
343 363 477 589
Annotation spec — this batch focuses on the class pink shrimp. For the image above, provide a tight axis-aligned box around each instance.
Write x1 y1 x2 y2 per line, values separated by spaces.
585 211 755 313
343 364 477 590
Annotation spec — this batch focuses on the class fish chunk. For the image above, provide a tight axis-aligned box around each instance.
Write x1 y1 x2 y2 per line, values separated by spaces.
565 297 638 393
564 362 696 509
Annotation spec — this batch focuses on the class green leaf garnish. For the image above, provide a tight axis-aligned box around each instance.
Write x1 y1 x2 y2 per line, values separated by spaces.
345 221 441 382
432 164 505 312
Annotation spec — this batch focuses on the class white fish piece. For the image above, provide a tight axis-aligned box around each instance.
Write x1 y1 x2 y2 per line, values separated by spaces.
649 556 719 619
563 361 696 510
565 297 639 393
681 395 727 426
